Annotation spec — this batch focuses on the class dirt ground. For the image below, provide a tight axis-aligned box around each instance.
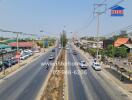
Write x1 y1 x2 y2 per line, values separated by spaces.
41 49 65 100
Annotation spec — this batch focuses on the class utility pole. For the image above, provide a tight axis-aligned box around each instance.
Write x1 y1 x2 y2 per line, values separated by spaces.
94 4 106 61
16 33 19 53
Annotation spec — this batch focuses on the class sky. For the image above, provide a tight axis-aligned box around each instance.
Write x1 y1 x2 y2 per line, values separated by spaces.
0 0 132 38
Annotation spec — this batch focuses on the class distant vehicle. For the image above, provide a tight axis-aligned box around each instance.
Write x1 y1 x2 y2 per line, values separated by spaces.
59 46 61 49
52 49 55 52
73 50 77 55
66 47 69 50
24 50 33 56
11 58 18 64
3 61 12 68
79 61 87 69
20 54 28 60
32 49 39 53
9 59 16 65
48 55 55 60
92 62 101 71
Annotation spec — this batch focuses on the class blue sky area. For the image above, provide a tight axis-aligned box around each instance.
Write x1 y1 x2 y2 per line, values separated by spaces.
0 0 131 38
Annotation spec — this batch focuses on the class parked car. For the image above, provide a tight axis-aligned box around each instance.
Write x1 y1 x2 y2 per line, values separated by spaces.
3 61 12 68
48 55 55 60
20 54 28 60
0 64 3 71
79 61 87 69
92 62 101 71
11 58 18 64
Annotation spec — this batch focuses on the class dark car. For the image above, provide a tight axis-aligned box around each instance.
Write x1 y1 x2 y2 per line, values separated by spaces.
10 58 18 65
3 61 12 68
52 49 55 52
0 64 2 71
73 50 77 55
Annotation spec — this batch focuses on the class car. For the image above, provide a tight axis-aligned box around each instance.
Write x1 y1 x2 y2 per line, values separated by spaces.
59 46 61 49
20 54 28 60
0 64 3 71
24 50 33 56
48 55 55 60
11 58 18 64
9 59 16 65
73 50 77 55
66 47 69 50
79 61 87 69
3 61 12 68
52 49 55 52
92 62 101 71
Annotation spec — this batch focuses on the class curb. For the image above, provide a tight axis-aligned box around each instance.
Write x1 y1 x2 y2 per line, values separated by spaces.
64 50 69 100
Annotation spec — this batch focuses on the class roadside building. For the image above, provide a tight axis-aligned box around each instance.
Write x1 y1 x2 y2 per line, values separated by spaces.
123 44 132 53
114 37 132 53
114 37 131 47
0 44 11 52
103 39 114 49
8 42 33 50
80 40 103 49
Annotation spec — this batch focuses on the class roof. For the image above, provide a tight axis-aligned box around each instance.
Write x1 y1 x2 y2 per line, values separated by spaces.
114 38 129 47
8 42 33 47
110 5 125 10
124 44 132 49
0 44 11 49
5 39 17 43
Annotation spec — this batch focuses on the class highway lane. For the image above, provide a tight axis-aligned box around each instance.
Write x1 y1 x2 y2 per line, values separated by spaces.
74 51 131 100
67 46 131 100
0 47 60 100
67 48 87 100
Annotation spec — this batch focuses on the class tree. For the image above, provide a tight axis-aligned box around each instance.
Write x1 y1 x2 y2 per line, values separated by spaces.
60 30 67 47
115 47 127 58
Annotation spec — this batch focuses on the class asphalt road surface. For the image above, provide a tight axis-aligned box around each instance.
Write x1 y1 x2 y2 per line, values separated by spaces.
0 47 60 100
67 45 131 100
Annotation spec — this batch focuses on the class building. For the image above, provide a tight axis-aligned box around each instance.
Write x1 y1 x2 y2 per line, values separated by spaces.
123 44 132 53
103 39 114 49
8 42 33 50
114 37 131 47
80 40 103 49
0 44 11 52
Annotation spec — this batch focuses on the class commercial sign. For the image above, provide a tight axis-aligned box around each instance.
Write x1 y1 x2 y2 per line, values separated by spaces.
110 5 125 16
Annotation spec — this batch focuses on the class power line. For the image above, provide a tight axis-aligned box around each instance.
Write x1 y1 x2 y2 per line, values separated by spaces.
75 0 108 32
102 24 132 37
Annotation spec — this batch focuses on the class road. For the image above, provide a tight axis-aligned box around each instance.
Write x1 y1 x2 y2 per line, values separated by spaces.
0 47 60 100
67 45 131 100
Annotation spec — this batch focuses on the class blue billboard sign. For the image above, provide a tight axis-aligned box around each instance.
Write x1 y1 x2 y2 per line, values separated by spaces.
110 5 125 16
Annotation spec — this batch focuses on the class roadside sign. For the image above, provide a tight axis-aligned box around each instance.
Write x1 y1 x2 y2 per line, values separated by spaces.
110 5 125 16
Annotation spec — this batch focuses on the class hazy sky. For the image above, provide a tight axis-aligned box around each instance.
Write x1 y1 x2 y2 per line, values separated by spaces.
0 0 131 38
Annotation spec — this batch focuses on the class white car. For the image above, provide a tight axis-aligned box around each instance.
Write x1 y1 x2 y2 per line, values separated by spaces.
66 47 69 50
79 61 87 69
20 55 28 60
92 62 101 71
48 55 55 60
59 46 61 49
